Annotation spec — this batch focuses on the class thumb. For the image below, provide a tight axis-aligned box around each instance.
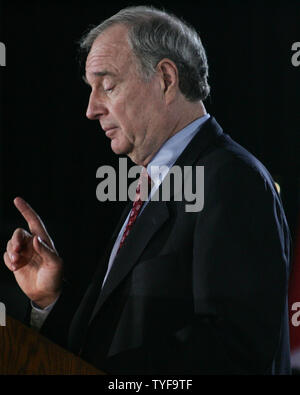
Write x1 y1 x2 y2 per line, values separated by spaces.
33 235 57 259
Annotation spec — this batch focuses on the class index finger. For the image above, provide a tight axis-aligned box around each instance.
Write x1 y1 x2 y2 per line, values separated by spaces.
14 197 51 242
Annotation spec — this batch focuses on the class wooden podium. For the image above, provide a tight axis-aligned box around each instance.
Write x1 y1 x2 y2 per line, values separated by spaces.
0 315 105 374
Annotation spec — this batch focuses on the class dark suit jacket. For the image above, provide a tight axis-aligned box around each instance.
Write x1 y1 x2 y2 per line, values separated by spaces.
40 117 291 374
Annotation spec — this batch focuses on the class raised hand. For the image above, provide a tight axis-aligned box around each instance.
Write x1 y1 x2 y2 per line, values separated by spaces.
3 197 63 308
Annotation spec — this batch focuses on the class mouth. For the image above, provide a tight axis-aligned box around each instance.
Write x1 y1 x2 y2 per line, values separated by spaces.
104 127 118 138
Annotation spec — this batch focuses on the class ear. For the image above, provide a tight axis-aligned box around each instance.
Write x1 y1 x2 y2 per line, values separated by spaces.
156 58 179 105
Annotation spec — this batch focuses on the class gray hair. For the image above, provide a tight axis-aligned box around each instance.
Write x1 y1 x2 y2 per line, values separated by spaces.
79 6 210 102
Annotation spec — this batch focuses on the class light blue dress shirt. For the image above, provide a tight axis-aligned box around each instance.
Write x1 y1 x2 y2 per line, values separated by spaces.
102 113 210 287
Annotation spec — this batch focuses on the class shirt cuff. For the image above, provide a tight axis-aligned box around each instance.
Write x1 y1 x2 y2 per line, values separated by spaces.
30 294 60 331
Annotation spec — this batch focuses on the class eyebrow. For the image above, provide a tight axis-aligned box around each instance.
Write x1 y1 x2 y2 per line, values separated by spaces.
83 71 116 85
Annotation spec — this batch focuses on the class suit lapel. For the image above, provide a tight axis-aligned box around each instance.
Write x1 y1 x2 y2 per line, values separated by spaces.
88 116 224 325
89 200 169 324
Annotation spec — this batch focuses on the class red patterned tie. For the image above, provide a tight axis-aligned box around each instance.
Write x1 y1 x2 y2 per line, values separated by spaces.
118 167 152 252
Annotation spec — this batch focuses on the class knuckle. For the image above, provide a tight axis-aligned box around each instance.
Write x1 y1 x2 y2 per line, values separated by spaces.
15 228 25 237
3 252 10 264
14 228 30 244
6 240 11 251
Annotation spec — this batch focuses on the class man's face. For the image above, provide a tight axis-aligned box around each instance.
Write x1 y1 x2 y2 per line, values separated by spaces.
85 24 167 165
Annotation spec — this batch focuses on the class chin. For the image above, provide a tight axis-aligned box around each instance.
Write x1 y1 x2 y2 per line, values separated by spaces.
110 139 131 156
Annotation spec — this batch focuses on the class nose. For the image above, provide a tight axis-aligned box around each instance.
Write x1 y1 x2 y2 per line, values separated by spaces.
86 91 108 120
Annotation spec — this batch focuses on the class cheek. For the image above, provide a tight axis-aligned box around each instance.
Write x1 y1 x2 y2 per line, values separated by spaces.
112 83 161 140
123 92 154 129
113 100 139 140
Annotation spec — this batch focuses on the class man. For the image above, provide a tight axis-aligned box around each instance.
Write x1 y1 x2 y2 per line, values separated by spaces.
4 6 291 374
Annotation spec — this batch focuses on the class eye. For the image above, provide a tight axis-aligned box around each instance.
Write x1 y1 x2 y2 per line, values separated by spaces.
104 86 115 94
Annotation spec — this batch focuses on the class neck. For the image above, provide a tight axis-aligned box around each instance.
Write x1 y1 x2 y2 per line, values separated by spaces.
169 100 207 139
137 101 207 167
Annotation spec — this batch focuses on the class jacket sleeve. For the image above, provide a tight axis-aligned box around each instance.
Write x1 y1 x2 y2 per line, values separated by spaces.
171 160 291 374
37 279 84 349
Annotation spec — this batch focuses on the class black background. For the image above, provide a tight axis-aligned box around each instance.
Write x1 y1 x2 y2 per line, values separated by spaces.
0 0 299 320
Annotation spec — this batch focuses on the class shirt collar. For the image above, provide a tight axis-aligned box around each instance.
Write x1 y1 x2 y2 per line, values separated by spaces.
147 114 210 188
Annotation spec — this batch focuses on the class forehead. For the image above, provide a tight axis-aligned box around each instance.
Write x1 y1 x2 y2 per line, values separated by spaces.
85 24 135 78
